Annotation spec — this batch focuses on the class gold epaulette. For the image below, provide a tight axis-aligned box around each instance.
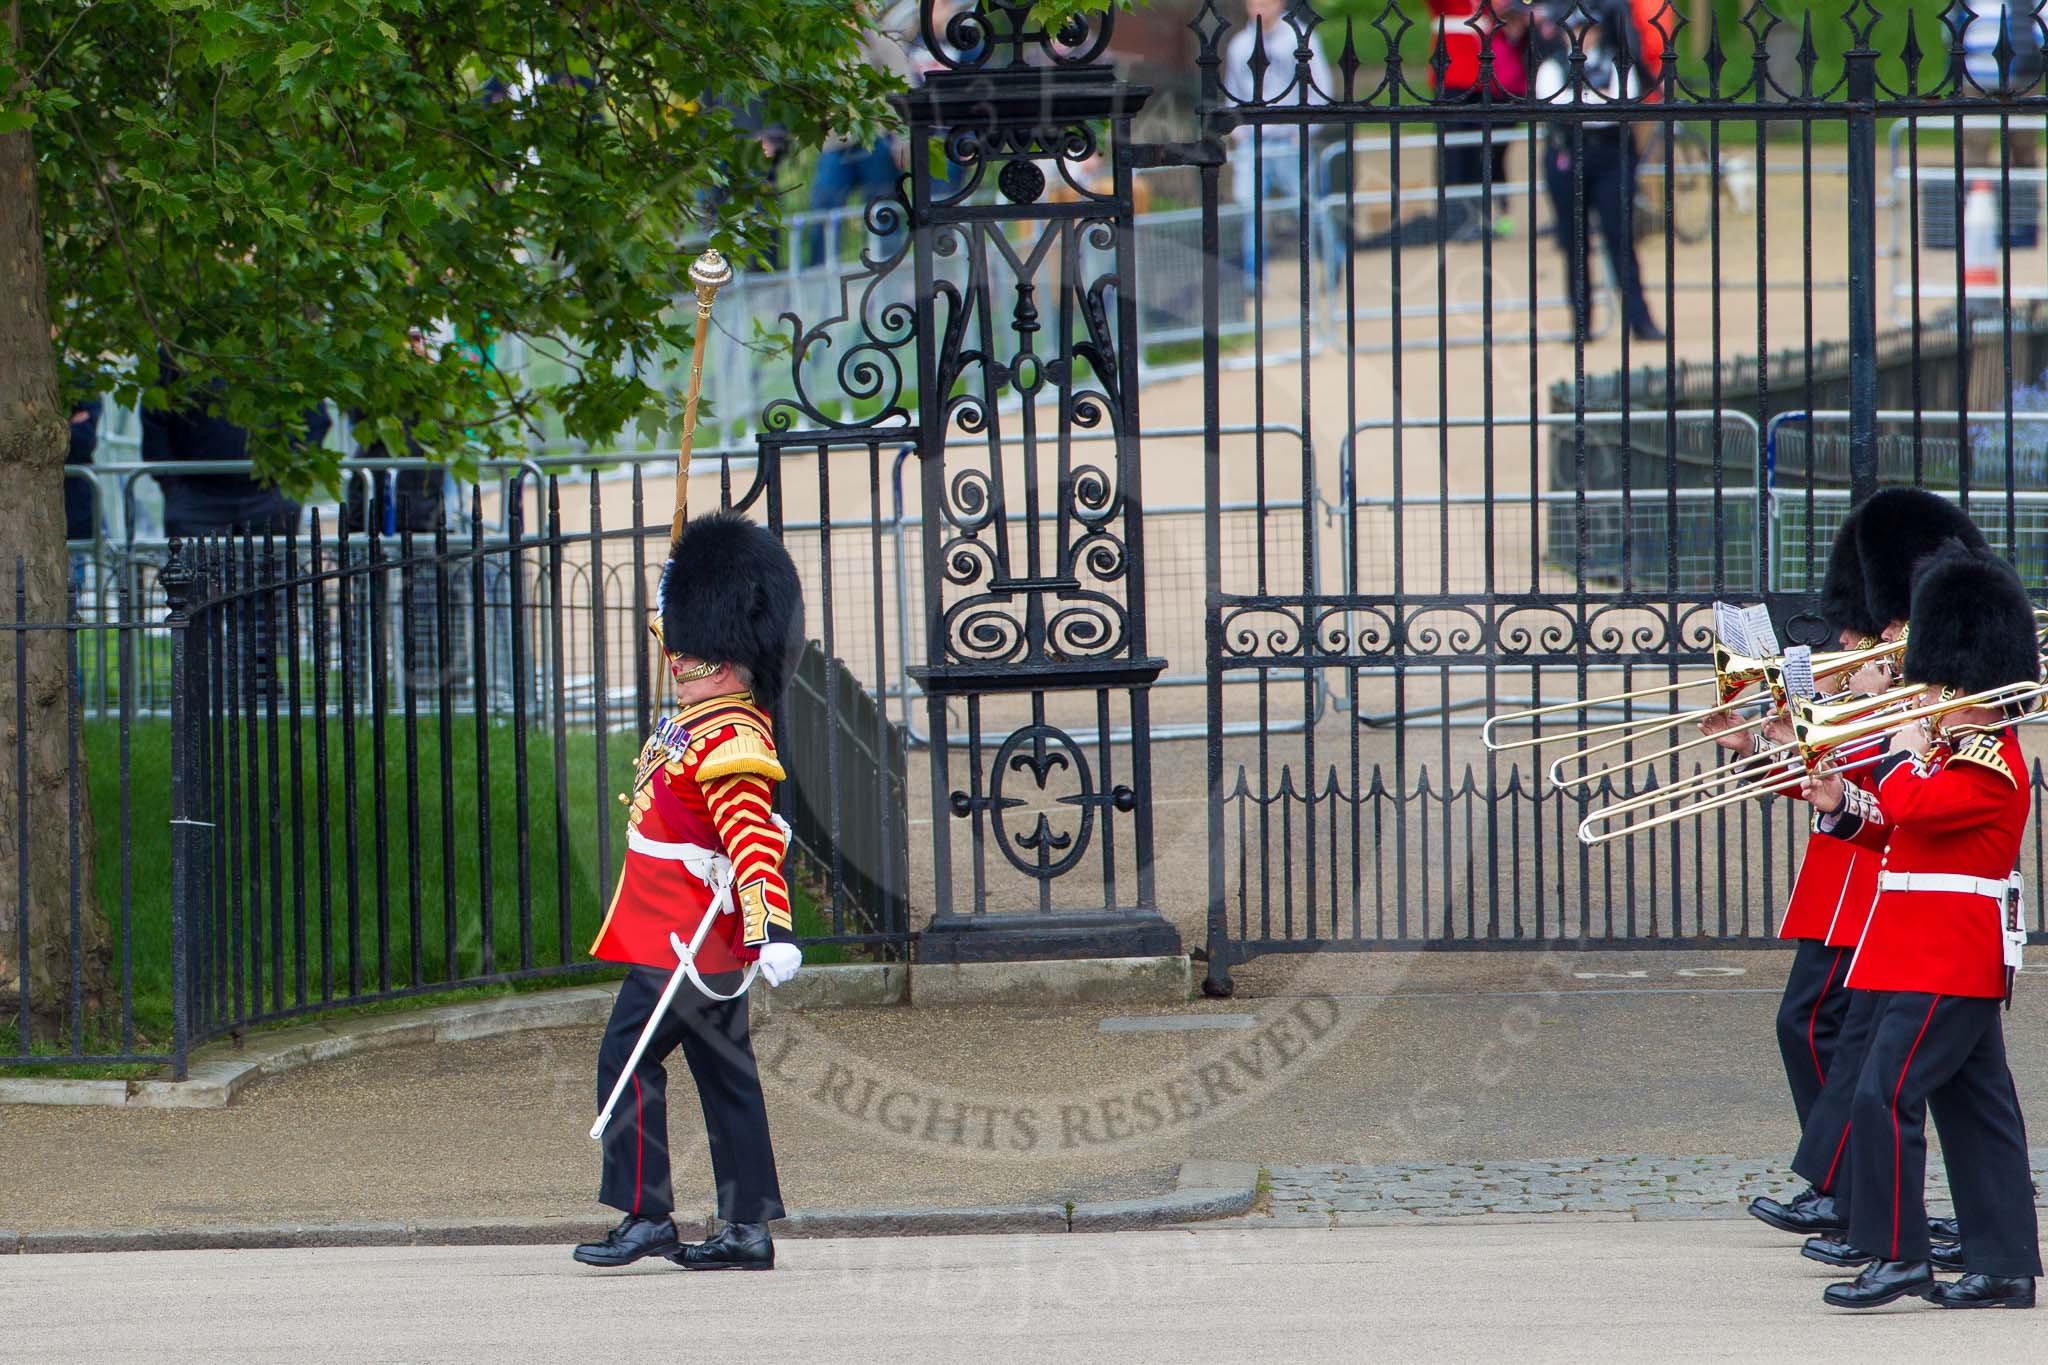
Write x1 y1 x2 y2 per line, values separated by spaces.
690 712 785 783
1949 732 2017 788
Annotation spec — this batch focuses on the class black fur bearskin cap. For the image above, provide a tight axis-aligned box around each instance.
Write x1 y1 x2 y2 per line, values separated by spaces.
1854 487 1987 628
1818 505 1884 639
658 511 805 707
1900 539 2041 696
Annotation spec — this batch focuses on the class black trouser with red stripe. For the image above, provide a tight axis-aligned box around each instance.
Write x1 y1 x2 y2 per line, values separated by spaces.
1847 991 2039 1275
1776 939 1852 1128
596 965 785 1225
1791 986 1881 1200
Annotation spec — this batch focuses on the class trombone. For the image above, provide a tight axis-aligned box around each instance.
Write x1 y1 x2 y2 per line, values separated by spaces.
1481 637 1774 753
1572 685 1916 831
1537 638 1904 788
1548 646 1900 794
1577 677 2048 845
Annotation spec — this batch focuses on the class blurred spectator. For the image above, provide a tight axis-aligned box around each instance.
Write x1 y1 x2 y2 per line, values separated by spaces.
141 353 332 539
1624 0 1672 93
905 0 979 196
1532 0 1661 342
342 329 450 537
64 398 101 546
1429 0 1533 241
804 15 914 267
1221 0 1339 288
142 354 331 695
729 101 791 271
340 420 449 537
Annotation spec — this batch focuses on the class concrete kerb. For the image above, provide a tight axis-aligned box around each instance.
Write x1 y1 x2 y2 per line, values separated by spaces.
910 955 1192 1008
0 986 622 1113
0 956 1188 1110
4 1161 1263 1254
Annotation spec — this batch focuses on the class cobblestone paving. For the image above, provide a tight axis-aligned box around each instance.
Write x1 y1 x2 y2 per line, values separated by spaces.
1259 1152 2048 1227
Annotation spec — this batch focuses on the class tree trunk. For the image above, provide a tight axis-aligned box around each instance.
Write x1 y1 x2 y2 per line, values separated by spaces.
0 0 110 1043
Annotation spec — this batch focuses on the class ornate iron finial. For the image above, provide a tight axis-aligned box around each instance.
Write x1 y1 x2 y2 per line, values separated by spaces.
919 0 1114 74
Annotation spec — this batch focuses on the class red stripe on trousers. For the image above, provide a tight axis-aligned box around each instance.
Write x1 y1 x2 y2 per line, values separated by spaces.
1822 1122 1851 1192
1888 996 1941 1260
1809 947 1846 1086
633 1075 644 1215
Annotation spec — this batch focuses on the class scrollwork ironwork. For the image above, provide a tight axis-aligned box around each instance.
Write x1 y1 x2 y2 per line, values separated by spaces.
920 0 1115 74
757 187 916 434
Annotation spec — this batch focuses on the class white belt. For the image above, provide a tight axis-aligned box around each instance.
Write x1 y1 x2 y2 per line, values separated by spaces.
1878 872 2011 903
622 815 792 1002
626 829 732 889
625 829 750 1000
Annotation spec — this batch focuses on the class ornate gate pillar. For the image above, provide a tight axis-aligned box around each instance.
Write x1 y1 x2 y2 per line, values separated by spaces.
900 1 1180 962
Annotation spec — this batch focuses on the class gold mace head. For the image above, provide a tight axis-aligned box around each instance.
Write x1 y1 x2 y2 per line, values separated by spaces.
690 248 734 307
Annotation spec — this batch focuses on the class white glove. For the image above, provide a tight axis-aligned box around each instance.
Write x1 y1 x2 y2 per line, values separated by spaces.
758 942 802 987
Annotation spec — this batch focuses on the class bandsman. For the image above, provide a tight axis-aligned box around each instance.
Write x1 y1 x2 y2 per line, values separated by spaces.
573 511 806 1273
1741 488 1984 1240
1802 539 2041 1310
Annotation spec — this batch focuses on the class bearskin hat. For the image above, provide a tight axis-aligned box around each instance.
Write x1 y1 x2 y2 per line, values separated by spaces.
1853 486 1987 627
1818 505 1884 639
658 511 805 706
1900 539 2041 695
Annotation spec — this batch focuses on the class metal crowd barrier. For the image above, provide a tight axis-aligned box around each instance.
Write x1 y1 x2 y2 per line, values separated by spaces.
1884 114 2048 321
1763 409 2048 593
61 424 1319 747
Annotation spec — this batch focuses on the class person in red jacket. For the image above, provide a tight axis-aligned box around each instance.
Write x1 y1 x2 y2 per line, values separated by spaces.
1741 489 1989 1249
1729 490 1985 1239
574 511 806 1274
1802 540 2042 1311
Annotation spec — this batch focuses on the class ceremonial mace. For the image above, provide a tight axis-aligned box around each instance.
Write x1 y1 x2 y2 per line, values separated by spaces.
615 247 734 812
591 248 754 1144
672 247 733 539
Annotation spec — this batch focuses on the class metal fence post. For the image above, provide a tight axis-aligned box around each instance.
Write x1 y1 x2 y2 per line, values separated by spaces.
161 540 204 1079
1845 36 1880 505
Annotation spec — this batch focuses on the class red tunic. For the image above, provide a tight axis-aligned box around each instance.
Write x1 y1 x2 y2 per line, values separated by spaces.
589 694 794 973
1781 830 1881 945
1825 728 2029 1000
1778 764 1881 943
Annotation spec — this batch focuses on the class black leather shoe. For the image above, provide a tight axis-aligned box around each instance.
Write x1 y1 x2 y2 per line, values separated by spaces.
1927 1274 2036 1309
1753 1192 1848 1236
1803 1236 1876 1268
1823 1260 1936 1309
1629 316 1666 343
573 1214 680 1267
1931 1242 1967 1273
673 1221 774 1271
1928 1216 1961 1242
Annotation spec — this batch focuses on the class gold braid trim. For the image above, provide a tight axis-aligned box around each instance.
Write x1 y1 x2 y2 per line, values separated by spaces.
1950 732 2018 788
693 724 786 783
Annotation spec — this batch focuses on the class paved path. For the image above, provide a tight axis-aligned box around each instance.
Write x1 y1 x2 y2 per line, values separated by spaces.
12 951 2048 1231
1258 1151 2048 1225
12 1221 2041 1365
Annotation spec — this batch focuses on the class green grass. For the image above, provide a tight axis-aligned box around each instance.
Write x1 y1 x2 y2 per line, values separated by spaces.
12 716 844 1073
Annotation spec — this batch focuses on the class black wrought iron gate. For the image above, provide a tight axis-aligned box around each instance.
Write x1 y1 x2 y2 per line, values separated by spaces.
769 1 1181 961
1194 0 2048 991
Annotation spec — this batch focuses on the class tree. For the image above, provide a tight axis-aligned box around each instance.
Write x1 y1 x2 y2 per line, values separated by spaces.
0 0 898 1038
